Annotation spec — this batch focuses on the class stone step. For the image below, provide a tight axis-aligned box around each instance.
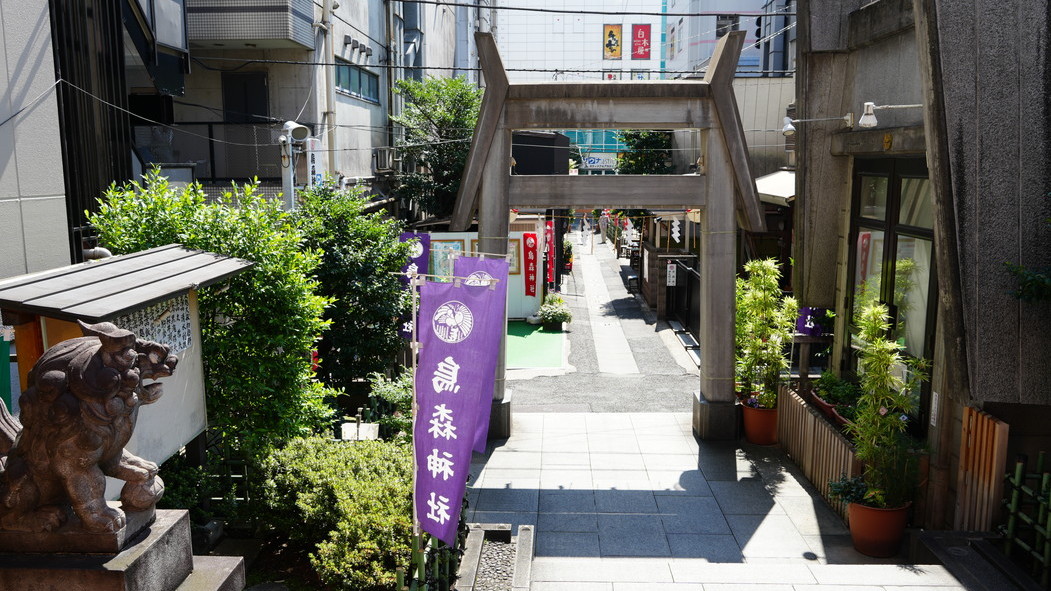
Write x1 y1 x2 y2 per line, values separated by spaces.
175 555 246 591
528 557 963 588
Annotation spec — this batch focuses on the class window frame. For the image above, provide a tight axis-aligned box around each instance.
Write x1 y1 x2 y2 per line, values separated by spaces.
846 157 937 435
335 59 381 104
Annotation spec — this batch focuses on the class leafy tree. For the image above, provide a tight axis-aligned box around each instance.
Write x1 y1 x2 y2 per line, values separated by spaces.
294 181 411 389
90 171 334 452
391 76 483 218
615 129 673 174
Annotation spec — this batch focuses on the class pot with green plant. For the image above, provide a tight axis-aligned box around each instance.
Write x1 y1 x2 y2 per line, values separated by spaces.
735 258 798 445
829 302 927 557
563 237 574 271
537 294 572 331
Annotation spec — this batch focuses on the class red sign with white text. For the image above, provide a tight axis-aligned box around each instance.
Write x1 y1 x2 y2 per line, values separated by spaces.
632 25 651 60
523 233 538 297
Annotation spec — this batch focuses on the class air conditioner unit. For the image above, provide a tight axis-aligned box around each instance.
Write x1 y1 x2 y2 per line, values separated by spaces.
373 147 394 173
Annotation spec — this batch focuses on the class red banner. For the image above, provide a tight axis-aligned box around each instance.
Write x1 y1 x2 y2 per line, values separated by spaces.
545 221 555 283
523 233 538 297
632 24 651 60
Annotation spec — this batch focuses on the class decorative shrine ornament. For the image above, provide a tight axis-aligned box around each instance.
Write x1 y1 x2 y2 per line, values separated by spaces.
431 300 475 343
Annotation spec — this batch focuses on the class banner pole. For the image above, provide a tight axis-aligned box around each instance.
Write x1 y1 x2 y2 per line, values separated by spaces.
410 271 421 543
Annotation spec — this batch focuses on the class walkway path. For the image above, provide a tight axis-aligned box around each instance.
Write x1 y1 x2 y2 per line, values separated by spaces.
468 229 964 590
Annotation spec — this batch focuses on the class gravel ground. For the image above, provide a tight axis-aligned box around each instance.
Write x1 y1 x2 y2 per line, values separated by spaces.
472 539 515 591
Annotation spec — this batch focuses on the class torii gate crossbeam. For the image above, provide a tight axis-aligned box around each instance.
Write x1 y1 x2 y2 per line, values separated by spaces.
452 31 763 441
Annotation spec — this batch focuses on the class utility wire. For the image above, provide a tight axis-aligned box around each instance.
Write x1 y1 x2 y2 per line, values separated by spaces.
407 0 795 18
0 80 61 129
190 56 795 75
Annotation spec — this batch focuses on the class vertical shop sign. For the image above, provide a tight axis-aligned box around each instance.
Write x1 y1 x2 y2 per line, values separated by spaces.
632 24 651 59
603 24 622 59
523 233 538 297
413 280 502 545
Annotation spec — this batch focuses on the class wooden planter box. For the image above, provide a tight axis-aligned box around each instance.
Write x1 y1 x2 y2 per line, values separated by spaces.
777 385 861 520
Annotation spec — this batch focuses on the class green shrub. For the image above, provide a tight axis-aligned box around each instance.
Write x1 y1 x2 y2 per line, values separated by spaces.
294 181 411 389
90 171 334 452
367 370 413 443
260 437 414 590
537 294 572 324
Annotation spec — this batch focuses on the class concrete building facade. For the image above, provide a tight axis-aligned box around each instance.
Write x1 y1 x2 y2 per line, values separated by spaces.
796 0 1051 530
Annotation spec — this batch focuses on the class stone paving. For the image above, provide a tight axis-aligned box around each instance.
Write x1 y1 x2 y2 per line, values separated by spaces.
466 230 965 590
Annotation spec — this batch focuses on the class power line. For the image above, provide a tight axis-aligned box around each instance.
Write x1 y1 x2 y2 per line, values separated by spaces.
189 55 795 75
408 0 795 18
0 80 60 129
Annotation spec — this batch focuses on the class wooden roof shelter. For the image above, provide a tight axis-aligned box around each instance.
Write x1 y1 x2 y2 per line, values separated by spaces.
452 32 762 440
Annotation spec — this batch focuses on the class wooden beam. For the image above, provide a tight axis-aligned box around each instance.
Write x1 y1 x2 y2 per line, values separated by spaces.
451 32 509 231
508 175 707 209
705 31 766 233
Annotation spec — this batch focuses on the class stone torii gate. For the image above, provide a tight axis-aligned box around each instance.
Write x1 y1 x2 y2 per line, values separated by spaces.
452 31 764 440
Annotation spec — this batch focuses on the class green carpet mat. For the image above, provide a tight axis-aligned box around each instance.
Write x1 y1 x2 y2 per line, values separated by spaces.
505 321 564 368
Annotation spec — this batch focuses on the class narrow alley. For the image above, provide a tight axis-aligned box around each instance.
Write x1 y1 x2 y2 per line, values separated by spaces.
467 228 964 591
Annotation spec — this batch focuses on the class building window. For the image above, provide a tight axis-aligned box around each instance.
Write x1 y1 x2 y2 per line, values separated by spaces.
336 60 380 103
716 14 739 38
848 158 936 433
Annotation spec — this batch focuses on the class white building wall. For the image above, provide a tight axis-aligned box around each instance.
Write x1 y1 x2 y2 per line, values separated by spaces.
0 1 71 279
493 0 665 83
664 0 767 78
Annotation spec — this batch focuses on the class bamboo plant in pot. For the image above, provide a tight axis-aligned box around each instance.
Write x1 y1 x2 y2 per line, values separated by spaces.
830 302 927 557
735 259 798 445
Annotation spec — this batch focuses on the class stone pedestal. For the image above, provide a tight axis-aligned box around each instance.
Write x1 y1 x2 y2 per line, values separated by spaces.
488 390 513 440
693 391 739 440
0 510 244 591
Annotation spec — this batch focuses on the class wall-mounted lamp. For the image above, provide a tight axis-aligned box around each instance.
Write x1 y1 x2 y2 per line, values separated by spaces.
781 113 853 137
857 102 924 128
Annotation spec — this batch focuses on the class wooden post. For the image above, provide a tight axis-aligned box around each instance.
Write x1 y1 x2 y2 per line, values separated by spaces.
477 118 512 439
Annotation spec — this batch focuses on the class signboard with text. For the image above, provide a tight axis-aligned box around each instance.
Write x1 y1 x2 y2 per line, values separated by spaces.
632 24 651 60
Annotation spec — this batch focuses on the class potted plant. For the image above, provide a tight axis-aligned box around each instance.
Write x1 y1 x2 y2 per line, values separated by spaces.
537 294 572 331
813 371 862 426
830 302 927 557
563 238 574 272
735 259 798 445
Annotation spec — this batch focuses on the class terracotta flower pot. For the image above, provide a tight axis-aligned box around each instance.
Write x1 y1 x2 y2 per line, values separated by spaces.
811 394 838 420
742 405 778 445
847 502 910 557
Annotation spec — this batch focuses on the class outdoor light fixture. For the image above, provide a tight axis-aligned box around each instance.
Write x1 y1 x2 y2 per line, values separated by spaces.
857 102 924 128
781 113 853 137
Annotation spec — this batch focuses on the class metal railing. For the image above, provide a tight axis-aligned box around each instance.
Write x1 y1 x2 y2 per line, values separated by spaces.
132 122 282 184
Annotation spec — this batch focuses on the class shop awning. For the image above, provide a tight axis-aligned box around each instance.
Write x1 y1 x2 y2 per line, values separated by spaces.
755 170 796 207
0 244 253 323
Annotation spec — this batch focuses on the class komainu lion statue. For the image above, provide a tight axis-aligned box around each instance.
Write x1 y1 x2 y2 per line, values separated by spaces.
0 321 177 533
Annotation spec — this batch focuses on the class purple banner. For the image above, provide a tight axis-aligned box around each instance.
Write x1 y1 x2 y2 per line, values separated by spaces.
414 280 503 545
453 256 510 453
400 232 430 282
796 307 829 336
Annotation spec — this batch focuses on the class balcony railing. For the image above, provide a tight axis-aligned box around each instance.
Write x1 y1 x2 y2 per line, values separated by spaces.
133 123 282 184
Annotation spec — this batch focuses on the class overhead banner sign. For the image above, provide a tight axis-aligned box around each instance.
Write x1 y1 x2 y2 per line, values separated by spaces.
452 256 509 453
603 24 622 59
523 233 538 297
413 280 503 545
632 24 651 59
